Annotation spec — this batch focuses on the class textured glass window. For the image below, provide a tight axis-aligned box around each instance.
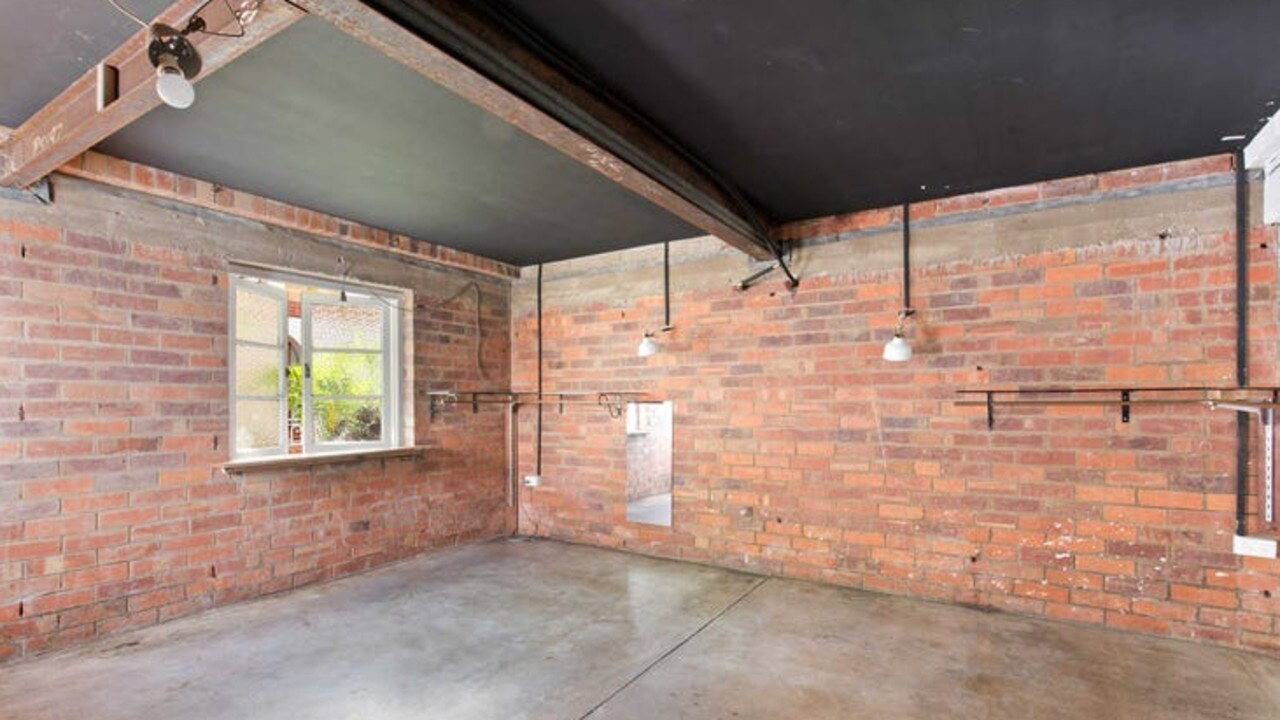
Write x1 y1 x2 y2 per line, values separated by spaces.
231 280 286 456
304 295 391 451
230 272 400 459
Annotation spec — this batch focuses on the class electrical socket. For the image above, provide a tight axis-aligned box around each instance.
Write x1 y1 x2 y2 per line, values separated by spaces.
1233 534 1278 559
523 475 541 487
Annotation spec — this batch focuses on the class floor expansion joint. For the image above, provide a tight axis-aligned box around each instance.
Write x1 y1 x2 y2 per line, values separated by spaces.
576 576 770 720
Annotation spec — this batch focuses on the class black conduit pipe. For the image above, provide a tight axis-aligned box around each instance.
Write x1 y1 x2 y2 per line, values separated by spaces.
536 263 544 477
903 202 912 311
663 241 671 329
1235 150 1250 536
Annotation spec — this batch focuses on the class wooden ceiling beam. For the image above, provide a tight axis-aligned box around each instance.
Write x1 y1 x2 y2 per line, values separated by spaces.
294 0 775 260
0 0 304 189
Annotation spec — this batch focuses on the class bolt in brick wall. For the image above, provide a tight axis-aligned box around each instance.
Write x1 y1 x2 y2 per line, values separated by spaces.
0 173 512 662
512 155 1280 654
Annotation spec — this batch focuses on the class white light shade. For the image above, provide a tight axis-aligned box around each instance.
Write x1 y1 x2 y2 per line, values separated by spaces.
156 68 195 109
637 334 659 357
882 335 912 362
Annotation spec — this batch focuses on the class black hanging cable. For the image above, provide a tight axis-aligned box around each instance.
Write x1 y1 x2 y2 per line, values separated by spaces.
771 240 799 288
902 202 912 311
662 241 671 330
896 202 916 329
1235 151 1249 387
1234 150 1249 536
536 263 544 477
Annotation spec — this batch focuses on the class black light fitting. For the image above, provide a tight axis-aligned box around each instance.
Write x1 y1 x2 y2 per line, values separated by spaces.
106 0 264 109
883 202 915 363
638 242 674 357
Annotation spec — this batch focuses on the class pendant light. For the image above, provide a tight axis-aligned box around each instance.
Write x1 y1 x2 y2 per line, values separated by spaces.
147 22 201 109
637 332 659 357
107 1 267 111
883 202 916 362
638 242 673 357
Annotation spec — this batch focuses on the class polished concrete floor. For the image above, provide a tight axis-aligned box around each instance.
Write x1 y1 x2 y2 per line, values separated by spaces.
1 539 1277 720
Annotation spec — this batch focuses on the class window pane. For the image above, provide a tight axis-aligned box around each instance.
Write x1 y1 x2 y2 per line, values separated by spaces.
236 400 281 450
235 287 280 344
236 344 281 396
312 351 382 397
311 303 383 350
313 399 383 444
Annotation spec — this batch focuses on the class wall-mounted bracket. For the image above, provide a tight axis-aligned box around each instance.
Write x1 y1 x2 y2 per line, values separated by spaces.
425 390 457 420
424 389 655 419
1265 407 1274 525
0 176 51 205
598 393 627 419
734 262 778 291
962 386 1280 537
1180 399 1275 528
958 386 1280 433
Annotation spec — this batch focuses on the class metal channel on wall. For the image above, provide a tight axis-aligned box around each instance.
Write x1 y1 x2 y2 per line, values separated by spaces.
953 154 1275 535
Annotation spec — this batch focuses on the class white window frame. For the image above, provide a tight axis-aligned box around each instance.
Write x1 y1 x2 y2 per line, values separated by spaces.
229 278 289 459
301 293 401 455
228 265 403 460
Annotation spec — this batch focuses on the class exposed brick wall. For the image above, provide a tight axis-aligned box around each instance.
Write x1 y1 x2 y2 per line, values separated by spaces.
58 150 519 280
513 155 1280 653
6 151 1279 662
0 175 511 662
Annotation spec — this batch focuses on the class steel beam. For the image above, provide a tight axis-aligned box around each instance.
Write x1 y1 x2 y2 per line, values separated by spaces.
294 0 776 260
0 0 304 189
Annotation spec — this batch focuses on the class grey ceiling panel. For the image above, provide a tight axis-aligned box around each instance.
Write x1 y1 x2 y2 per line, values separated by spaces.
0 0 172 127
93 18 696 265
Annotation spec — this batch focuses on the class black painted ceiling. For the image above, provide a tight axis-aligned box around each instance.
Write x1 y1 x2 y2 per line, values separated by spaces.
486 0 1280 221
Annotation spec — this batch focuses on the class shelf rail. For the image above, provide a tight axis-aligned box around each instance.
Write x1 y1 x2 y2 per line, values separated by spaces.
955 385 1279 530
955 386 1280 429
420 389 660 509
422 389 658 420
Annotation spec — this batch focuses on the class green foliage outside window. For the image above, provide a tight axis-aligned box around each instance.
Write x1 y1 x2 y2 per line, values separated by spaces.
281 354 382 443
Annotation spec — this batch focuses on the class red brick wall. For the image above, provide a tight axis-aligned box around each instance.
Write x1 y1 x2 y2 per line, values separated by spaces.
59 149 519 281
514 155 1280 653
0 175 511 662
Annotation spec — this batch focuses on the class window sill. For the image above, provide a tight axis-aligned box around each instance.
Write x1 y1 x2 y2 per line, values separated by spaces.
222 446 425 474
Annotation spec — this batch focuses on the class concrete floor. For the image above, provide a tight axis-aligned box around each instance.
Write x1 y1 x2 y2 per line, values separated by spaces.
1 540 1277 720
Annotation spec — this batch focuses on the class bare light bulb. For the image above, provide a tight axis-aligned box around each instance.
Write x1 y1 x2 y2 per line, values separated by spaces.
882 335 913 362
882 308 915 362
155 64 195 109
637 333 659 358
